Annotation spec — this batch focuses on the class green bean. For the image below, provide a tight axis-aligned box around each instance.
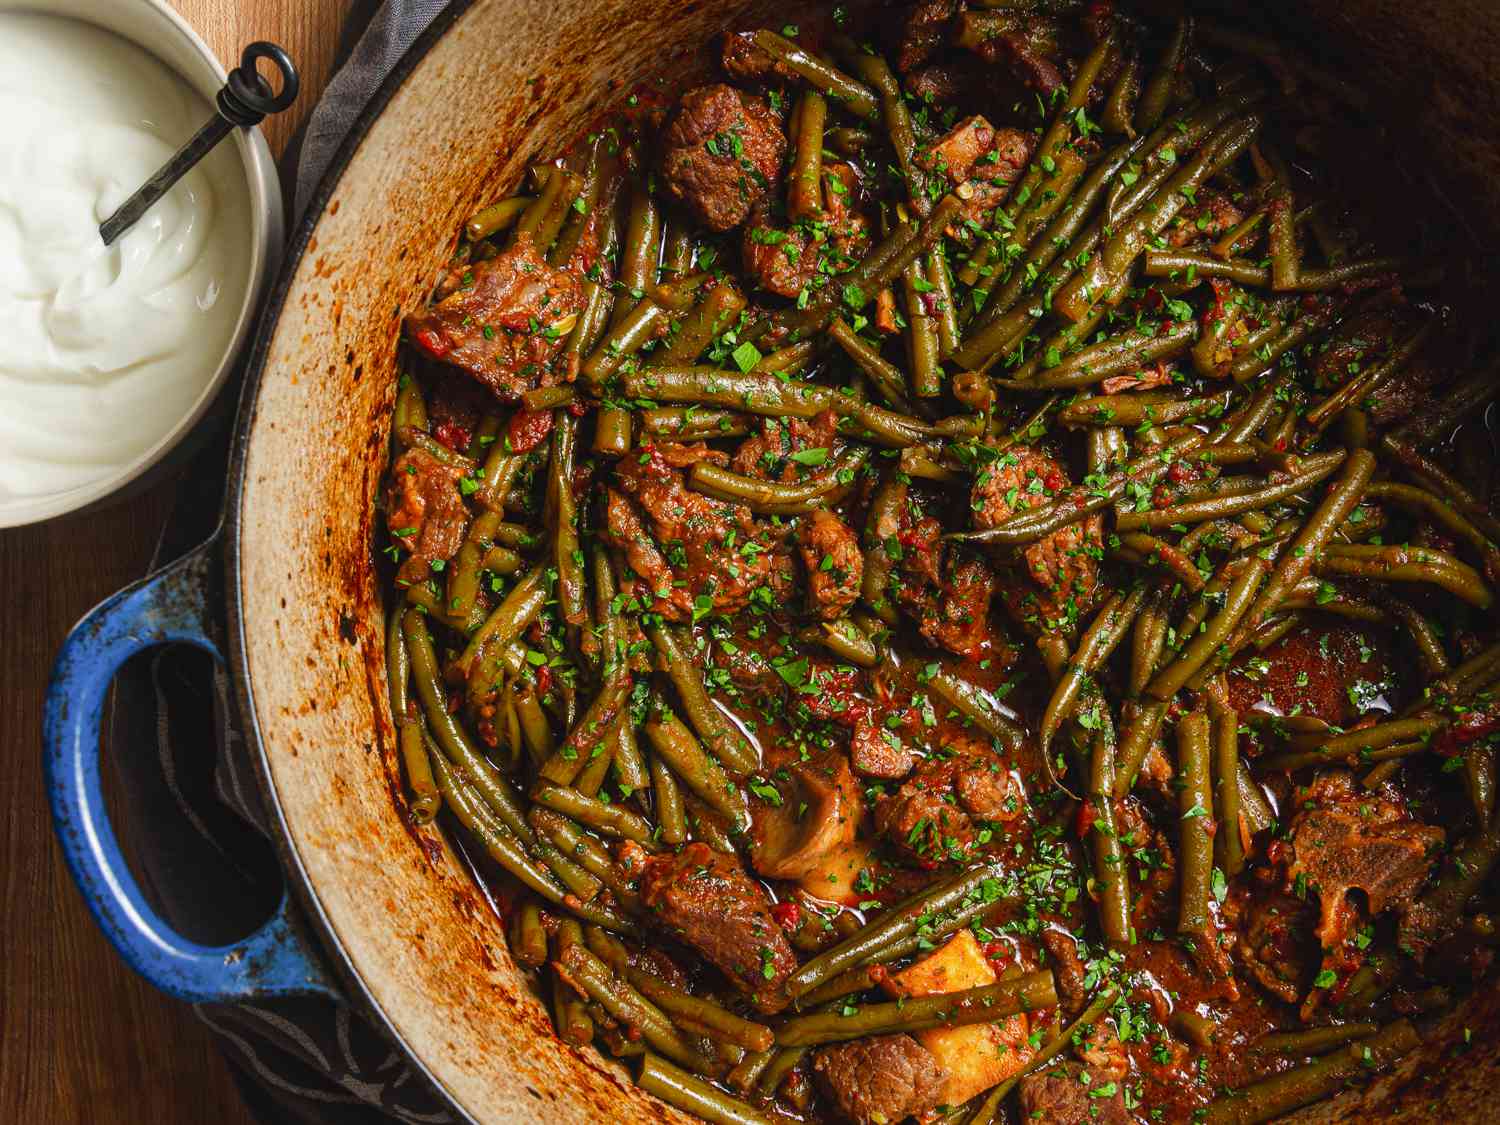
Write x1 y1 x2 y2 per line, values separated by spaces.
529 808 640 912
1120 534 1206 593
386 602 413 721
1367 482 1500 582
1212 708 1245 875
636 1052 771 1125
1058 386 1228 429
1401 811 1500 957
1130 591 1171 696
646 622 758 774
1315 545 1494 609
826 125 874 156
584 296 667 384
788 861 1008 996
1055 115 1262 323
1142 248 1270 286
640 406 751 441
1040 587 1146 753
404 610 534 842
613 180 662 325
1227 297 1341 383
539 674 632 787
628 365 834 418
725 1048 774 1096
533 784 656 844
1089 721 1132 947
924 662 1027 750
395 426 477 473
1382 433 1500 544
903 253 944 399
787 90 828 222
1467 745 1498 826
1137 14 1192 131
644 702 749 830
1202 1019 1419 1125
861 474 905 624
659 216 695 281
1116 450 1346 533
1171 1008 1217 1050
650 753 688 845
807 617 879 668
551 959 595 1046
659 281 747 366
510 902 548 968
1015 319 1199 391
1253 1023 1380 1057
515 681 555 767
1306 323 1433 432
1177 711 1214 936
750 30 878 120
455 564 549 679
559 945 714 1073
928 245 961 357
1387 599 1451 679
627 969 773 1053
392 376 428 436
428 749 565 903
837 41 925 210
465 195 531 242
549 140 609 269
1102 51 1141 136
1266 190 1299 291
776 971 1056 1047
686 447 868 516
585 400 633 455
959 433 1205 547
515 168 581 252
827 318 913 412
397 718 442 825
1148 559 1267 700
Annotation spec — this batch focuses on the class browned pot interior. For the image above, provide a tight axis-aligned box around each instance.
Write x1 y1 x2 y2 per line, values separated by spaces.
229 0 1500 1120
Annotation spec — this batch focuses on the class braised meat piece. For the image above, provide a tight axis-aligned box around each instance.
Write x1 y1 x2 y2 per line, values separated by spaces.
732 411 840 481
1166 188 1247 248
1284 771 1443 954
1235 887 1316 1004
890 0 959 73
720 30 797 84
660 84 786 232
972 446 1104 636
850 718 916 779
1227 622 1395 726
917 116 1035 234
386 448 470 582
742 163 869 297
406 237 582 400
1041 928 1091 1016
955 9 1068 96
798 509 862 620
603 444 784 622
639 842 795 1012
1017 1061 1132 1125
875 732 1023 866
812 1034 947 1125
1311 293 1440 426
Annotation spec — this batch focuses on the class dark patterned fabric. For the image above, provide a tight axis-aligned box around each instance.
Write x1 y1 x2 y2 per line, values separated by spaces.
106 4 457 1121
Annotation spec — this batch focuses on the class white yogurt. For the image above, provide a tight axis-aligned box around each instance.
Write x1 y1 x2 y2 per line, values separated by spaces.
0 12 251 501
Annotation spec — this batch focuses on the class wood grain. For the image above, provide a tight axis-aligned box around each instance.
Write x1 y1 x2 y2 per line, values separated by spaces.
0 4 346 1122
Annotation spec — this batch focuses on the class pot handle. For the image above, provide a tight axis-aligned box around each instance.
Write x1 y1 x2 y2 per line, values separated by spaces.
44 531 338 1004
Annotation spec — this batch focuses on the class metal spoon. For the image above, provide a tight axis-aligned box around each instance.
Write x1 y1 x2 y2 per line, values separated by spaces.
99 41 298 247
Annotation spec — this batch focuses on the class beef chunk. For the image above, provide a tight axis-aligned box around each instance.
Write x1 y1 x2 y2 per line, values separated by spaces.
386 448 470 582
720 30 797 84
661 84 786 232
1166 188 1246 248
1227 622 1395 726
1310 293 1439 427
1236 888 1317 1004
890 0 960 73
799 510 862 620
639 842 795 1012
406 237 582 400
742 162 869 296
1286 771 1443 953
812 1034 947 1125
956 10 1067 96
1041 928 1090 1017
732 411 840 481
918 116 1035 235
603 444 784 622
892 521 1004 660
851 719 916 780
972 446 1104 636
1018 1061 1131 1125
875 732 1023 867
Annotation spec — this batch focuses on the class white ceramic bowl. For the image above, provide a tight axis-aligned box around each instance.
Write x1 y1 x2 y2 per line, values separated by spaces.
0 0 283 529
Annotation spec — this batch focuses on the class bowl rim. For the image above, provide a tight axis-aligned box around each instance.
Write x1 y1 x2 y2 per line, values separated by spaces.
0 0 284 530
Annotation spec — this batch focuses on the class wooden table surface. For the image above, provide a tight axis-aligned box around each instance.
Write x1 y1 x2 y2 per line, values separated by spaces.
1 4 350 1121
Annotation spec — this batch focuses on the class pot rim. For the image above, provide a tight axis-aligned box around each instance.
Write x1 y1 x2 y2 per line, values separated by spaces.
222 2 481 1119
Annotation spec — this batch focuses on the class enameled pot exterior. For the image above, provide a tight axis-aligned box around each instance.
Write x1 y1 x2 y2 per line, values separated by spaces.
74 0 1500 1121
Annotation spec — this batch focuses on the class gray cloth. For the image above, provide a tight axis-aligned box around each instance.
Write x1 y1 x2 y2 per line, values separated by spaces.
293 0 449 219
115 4 464 1123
